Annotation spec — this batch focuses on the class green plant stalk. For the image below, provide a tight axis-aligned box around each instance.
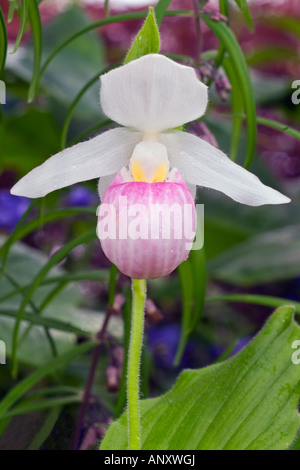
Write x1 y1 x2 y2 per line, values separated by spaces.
104 0 110 17
222 57 243 162
174 259 194 366
11 0 29 54
0 6 8 77
128 279 146 450
27 406 61 450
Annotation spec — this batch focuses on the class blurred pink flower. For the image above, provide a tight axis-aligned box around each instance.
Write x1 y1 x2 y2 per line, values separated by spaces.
257 109 300 179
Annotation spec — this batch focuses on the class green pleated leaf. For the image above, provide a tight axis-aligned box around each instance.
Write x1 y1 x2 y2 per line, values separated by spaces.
101 307 300 450
233 0 254 31
11 0 29 54
201 13 256 169
0 6 7 77
124 7 160 65
290 431 300 450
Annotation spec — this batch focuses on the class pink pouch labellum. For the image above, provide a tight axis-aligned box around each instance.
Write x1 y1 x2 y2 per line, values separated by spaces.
97 169 197 279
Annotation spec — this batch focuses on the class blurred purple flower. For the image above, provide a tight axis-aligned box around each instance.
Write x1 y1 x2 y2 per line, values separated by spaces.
147 324 196 370
232 338 250 354
256 109 300 180
65 185 98 207
188 122 219 148
0 190 30 233
210 337 251 361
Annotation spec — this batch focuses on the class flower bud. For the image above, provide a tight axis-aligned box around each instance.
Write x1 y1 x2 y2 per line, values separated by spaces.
145 299 163 324
106 365 120 393
107 293 125 316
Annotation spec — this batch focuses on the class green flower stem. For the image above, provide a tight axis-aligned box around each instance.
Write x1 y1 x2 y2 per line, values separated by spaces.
128 279 147 450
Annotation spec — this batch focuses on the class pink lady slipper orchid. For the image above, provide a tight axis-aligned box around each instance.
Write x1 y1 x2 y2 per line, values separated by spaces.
11 54 290 279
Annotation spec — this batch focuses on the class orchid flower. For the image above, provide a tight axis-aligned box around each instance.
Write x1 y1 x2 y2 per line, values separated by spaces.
11 54 290 279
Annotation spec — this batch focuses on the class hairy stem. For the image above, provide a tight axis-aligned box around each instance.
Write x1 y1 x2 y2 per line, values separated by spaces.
128 279 146 450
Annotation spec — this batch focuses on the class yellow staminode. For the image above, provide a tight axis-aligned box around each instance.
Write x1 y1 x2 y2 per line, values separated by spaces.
131 161 146 182
152 164 168 183
132 161 168 183
130 138 169 183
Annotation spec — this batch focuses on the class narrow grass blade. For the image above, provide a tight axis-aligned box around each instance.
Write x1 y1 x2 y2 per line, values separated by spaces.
11 230 97 377
11 0 29 54
27 0 42 102
0 6 7 77
0 340 96 420
201 14 256 169
155 0 173 27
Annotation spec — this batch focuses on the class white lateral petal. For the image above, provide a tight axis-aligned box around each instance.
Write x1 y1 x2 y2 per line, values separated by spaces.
98 166 135 200
11 128 142 198
160 131 290 206
98 174 116 200
186 183 197 199
100 54 208 133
